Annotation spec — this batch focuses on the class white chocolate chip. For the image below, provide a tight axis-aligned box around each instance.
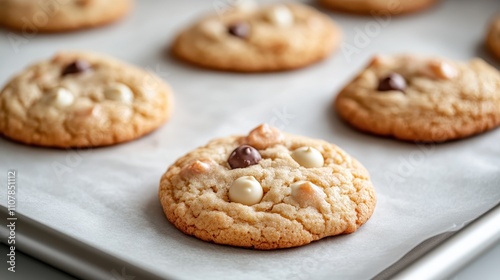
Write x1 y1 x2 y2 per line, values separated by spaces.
266 5 294 27
291 146 324 168
229 176 263 206
104 83 134 104
234 0 257 13
42 87 74 109
199 19 226 40
290 181 326 208
53 87 74 108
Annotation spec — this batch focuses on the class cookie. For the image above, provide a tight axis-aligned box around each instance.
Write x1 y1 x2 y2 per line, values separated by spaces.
334 54 500 142
159 124 376 249
319 0 438 15
0 0 132 33
486 16 500 61
0 51 173 148
171 2 341 72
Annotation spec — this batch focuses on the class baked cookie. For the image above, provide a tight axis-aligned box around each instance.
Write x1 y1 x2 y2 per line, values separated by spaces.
159 124 376 249
171 2 341 72
0 51 173 148
486 16 500 61
319 0 438 15
0 0 132 33
334 54 500 142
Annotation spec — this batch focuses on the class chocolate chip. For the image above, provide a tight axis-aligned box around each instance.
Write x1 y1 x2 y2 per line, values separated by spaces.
62 60 91 76
228 145 261 169
228 22 250 39
377 73 407 92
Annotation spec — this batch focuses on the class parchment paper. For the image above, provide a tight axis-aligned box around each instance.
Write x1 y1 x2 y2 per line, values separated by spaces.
1 0 499 279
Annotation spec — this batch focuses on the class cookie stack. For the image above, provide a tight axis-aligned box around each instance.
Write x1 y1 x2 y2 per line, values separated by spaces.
1 0 499 250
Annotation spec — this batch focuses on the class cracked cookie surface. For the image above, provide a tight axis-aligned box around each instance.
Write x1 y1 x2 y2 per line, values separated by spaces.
0 0 132 33
0 51 173 148
334 54 500 142
319 0 438 15
171 2 341 72
159 124 376 249
487 16 500 61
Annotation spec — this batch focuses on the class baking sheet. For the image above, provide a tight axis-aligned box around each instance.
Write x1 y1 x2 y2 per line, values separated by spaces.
1 0 499 279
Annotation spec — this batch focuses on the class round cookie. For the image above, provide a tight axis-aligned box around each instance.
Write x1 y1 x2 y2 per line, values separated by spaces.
0 51 173 148
159 124 376 249
0 0 132 33
319 0 438 15
486 16 500 61
334 54 500 142
171 2 341 72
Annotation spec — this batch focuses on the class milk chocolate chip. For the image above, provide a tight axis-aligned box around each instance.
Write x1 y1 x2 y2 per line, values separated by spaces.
62 60 91 76
377 73 407 92
228 145 261 169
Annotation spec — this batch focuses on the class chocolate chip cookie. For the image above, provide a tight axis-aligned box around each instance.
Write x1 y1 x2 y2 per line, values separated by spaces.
319 0 438 15
334 54 500 142
0 0 132 33
171 2 341 72
159 124 376 249
486 16 500 61
0 51 173 148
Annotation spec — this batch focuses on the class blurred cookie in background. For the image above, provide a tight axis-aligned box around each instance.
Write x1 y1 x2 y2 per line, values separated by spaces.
0 0 133 33
486 15 500 61
334 54 500 142
0 51 173 148
319 0 439 16
171 1 341 72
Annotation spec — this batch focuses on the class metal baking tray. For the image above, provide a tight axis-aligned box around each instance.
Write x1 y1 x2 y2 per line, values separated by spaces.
1 204 500 279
